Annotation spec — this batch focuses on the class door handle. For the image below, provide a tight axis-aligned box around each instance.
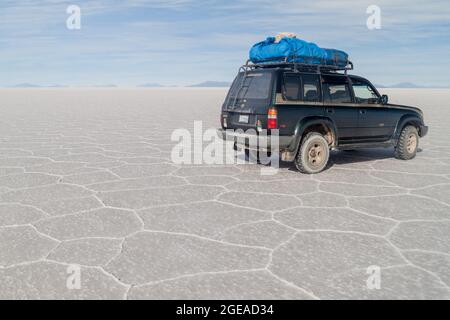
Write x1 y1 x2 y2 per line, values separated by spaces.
359 109 367 114
326 108 334 114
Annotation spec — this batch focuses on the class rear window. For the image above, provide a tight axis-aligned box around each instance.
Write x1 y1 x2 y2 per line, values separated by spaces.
283 75 301 100
302 74 320 102
282 73 320 102
228 72 273 101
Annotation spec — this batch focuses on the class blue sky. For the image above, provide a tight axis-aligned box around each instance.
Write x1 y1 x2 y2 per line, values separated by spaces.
0 0 449 86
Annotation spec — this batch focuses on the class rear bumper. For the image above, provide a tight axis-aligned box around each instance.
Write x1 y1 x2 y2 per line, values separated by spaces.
419 125 429 137
217 128 293 151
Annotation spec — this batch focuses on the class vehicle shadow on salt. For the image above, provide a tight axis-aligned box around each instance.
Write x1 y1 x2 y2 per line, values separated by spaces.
240 147 423 173
282 147 400 172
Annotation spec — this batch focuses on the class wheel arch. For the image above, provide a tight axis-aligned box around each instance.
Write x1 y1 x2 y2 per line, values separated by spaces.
291 116 338 155
394 114 425 140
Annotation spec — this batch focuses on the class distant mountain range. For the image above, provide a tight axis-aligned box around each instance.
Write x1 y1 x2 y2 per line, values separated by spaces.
187 81 231 87
10 83 68 88
136 81 231 88
92 84 118 88
375 82 449 89
5 81 448 89
137 83 166 87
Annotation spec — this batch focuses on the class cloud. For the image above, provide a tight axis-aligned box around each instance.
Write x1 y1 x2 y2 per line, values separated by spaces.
0 0 449 86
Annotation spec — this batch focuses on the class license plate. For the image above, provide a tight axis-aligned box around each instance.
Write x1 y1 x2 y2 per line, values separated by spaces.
238 115 249 123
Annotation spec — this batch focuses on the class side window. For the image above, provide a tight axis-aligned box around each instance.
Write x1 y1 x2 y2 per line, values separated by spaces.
282 75 301 100
352 81 379 104
302 74 320 102
322 78 352 103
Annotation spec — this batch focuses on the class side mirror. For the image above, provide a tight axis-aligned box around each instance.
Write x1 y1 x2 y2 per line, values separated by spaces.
380 94 389 105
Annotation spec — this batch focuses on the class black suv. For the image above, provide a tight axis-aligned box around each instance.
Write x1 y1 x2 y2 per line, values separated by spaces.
218 61 428 174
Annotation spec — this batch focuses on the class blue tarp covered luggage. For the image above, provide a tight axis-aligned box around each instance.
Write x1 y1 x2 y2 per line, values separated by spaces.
249 37 349 68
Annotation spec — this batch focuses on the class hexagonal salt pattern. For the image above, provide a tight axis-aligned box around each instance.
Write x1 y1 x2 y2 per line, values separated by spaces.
0 88 449 299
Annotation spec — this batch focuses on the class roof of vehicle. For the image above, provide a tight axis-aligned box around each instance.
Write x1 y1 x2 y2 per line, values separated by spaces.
347 74 370 82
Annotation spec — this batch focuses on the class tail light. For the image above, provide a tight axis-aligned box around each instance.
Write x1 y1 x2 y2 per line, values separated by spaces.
267 107 277 129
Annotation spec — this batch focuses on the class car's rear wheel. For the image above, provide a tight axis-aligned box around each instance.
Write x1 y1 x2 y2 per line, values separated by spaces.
245 149 272 163
295 132 330 174
395 125 419 160
245 149 258 163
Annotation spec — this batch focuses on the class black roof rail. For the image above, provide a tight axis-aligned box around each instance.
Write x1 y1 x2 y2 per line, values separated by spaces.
241 56 354 75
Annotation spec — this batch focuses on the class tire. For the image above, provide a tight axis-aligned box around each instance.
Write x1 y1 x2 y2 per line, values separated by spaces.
245 149 272 164
245 149 259 163
295 132 330 174
395 125 419 160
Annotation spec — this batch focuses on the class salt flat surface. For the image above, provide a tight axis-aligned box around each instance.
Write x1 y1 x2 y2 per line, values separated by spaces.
0 88 449 299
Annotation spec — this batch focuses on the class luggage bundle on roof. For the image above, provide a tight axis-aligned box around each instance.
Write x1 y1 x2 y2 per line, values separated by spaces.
249 33 350 69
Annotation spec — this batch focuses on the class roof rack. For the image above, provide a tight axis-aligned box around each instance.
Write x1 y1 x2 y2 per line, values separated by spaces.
241 56 354 75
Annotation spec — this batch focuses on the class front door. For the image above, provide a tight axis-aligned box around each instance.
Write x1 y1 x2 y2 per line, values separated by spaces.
351 79 394 142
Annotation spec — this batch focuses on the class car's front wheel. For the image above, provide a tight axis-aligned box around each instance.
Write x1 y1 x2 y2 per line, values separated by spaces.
295 132 330 174
395 125 419 160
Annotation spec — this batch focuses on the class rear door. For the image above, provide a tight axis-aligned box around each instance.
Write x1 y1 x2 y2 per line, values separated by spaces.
321 75 358 143
276 72 324 136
